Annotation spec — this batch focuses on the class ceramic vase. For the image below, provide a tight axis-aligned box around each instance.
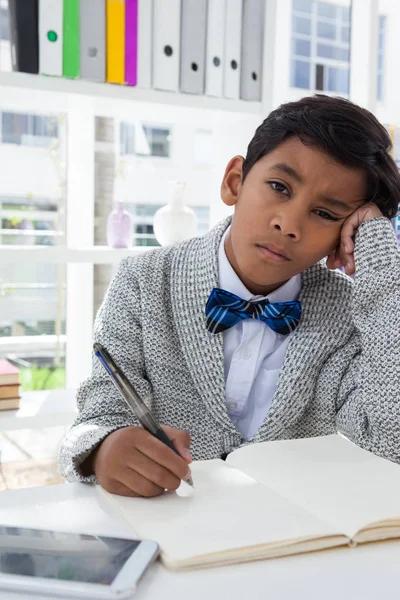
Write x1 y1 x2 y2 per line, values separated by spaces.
153 182 198 246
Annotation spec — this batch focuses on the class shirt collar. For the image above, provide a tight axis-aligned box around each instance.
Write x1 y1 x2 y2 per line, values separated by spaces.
218 226 301 302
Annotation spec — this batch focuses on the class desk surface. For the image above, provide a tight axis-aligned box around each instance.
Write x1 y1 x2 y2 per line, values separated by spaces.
0 389 77 431
0 482 399 600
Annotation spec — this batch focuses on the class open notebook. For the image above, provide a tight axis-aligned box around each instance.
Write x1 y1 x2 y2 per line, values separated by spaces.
100 434 400 570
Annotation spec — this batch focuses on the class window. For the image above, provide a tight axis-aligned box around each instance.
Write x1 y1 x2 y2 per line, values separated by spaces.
293 0 312 13
317 43 349 61
135 222 156 246
291 0 351 94
120 122 135 155
317 1 337 20
0 6 9 41
377 15 386 101
293 15 312 36
0 262 66 391
0 106 66 392
294 39 311 57
94 116 213 321
0 196 64 246
326 65 349 93
0 1 12 72
120 123 171 157
143 126 170 157
292 60 311 89
1 112 59 147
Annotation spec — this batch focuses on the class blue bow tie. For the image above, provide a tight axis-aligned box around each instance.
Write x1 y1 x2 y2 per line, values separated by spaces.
205 288 302 335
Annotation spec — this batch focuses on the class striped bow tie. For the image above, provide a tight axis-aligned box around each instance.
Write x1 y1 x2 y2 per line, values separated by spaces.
205 288 301 335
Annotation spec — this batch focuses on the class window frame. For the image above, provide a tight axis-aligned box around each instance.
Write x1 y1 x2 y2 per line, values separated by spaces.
119 121 173 159
291 0 351 94
0 82 223 390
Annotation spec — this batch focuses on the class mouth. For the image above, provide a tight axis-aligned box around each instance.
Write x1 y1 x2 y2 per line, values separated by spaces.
256 243 291 263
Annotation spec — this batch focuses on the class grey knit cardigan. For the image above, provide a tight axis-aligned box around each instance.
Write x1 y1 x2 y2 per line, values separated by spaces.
59 216 400 482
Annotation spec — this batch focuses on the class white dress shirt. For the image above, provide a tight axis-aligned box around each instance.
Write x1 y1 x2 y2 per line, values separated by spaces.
219 228 301 440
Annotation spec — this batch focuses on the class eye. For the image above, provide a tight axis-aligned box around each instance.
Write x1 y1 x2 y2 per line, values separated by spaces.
269 181 290 195
314 209 341 222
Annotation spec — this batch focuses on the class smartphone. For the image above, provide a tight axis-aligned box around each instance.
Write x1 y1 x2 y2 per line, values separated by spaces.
0 525 159 599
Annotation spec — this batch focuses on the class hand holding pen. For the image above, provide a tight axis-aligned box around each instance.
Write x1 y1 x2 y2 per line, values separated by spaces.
87 344 194 497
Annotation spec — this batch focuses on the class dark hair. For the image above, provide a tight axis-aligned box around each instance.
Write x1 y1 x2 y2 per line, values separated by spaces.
242 95 400 220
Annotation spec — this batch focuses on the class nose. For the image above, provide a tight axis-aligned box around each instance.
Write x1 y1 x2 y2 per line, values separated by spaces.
270 210 302 240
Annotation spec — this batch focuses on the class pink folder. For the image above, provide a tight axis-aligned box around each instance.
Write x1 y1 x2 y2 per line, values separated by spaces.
125 0 138 85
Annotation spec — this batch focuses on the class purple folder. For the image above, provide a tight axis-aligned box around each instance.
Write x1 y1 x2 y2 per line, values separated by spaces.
125 0 138 85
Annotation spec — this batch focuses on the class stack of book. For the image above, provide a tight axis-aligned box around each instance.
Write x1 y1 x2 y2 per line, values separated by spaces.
0 359 21 411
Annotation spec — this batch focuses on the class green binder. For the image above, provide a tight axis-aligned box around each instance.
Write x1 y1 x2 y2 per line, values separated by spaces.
63 0 80 77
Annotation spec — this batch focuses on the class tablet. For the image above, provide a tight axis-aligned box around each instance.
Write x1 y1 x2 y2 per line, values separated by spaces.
0 525 159 599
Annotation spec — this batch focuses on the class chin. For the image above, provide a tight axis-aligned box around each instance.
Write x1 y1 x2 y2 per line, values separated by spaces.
246 265 295 288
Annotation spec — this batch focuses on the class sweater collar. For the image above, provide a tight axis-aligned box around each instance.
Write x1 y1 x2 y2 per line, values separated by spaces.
170 217 350 440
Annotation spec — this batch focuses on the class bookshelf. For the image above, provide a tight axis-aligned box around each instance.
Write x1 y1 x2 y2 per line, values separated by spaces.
0 244 153 265
0 1 272 393
0 71 263 117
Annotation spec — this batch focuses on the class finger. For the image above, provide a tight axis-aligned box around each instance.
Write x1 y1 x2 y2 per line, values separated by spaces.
341 238 354 255
135 433 192 481
117 468 165 497
327 247 343 270
340 242 354 275
340 214 360 253
163 426 192 463
101 479 142 498
344 254 356 276
96 471 152 498
125 448 182 491
340 230 355 255
329 256 343 270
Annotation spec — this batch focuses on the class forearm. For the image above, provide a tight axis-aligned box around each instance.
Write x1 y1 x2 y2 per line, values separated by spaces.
58 257 148 481
58 410 138 482
337 218 400 460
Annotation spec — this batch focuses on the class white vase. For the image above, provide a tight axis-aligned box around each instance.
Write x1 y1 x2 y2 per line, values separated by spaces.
153 181 198 246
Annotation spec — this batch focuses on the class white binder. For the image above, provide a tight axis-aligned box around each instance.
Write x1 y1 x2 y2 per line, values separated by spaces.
39 0 63 76
180 0 207 95
223 0 243 99
240 0 265 101
152 0 181 91
205 0 225 97
137 0 152 88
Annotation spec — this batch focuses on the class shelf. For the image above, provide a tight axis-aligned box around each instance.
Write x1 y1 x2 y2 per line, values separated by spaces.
0 245 153 264
0 389 77 432
0 71 262 116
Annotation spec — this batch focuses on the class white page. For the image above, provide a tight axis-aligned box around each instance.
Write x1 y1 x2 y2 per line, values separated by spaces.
102 460 340 564
227 435 400 538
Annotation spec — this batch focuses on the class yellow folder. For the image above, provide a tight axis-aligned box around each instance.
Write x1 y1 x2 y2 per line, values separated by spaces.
106 0 125 83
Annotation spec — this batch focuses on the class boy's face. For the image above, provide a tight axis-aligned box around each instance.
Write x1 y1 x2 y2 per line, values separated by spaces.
221 136 368 295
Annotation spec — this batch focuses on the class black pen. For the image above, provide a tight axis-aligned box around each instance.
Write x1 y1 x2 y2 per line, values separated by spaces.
93 343 194 488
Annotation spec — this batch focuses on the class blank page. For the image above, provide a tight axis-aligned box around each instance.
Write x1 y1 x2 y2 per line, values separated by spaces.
227 435 400 538
102 459 340 565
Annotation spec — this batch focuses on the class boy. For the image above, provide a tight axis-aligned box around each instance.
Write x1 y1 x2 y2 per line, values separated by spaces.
59 95 400 498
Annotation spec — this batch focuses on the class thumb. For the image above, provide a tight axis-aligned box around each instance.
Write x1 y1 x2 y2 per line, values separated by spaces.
162 425 192 463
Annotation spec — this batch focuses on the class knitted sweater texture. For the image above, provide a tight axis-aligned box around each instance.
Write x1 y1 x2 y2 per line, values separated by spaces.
59 216 400 482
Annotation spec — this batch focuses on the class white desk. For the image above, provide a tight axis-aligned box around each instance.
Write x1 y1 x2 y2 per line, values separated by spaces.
0 482 399 600
0 389 77 432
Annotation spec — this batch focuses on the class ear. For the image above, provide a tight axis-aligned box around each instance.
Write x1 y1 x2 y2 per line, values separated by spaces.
220 156 244 207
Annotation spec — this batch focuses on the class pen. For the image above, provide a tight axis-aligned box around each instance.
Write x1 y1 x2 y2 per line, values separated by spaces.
93 343 194 488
